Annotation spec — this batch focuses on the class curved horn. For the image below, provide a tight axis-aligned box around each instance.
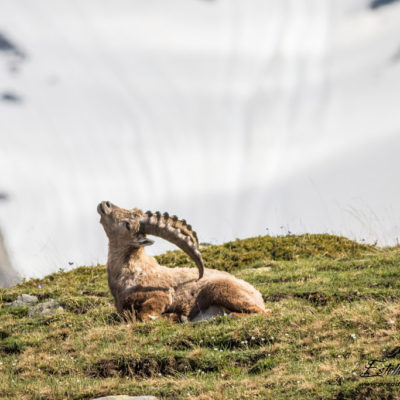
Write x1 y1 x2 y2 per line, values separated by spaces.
140 211 204 279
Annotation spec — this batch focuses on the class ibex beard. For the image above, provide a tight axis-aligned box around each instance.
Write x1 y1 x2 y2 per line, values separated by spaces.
98 201 270 322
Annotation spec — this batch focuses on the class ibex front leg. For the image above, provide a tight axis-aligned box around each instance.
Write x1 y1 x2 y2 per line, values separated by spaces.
120 290 174 322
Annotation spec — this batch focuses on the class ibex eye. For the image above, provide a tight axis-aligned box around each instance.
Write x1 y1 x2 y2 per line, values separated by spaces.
124 222 131 231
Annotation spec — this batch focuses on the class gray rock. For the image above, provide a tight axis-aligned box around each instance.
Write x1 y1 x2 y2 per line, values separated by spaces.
28 299 63 317
179 315 188 323
5 293 38 307
20 294 39 304
92 397 158 400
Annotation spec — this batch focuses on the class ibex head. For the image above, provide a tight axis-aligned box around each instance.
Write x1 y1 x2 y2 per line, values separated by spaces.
97 201 153 247
97 201 204 279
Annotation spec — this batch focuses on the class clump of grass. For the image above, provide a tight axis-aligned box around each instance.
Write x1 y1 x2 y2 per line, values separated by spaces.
0 234 399 400
156 234 374 272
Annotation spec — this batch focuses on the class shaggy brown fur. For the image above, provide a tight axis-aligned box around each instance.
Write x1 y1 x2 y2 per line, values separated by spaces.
98 201 269 322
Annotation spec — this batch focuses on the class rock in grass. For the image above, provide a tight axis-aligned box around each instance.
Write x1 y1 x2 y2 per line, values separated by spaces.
5 294 38 307
20 294 39 304
92 396 158 400
28 299 63 317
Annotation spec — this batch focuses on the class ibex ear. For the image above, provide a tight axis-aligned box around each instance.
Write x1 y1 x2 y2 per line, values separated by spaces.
136 237 154 247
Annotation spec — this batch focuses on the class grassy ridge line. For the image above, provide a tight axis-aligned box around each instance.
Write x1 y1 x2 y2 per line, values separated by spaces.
156 233 374 271
0 234 399 400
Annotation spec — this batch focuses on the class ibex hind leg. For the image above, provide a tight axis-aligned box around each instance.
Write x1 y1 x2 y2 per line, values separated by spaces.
190 279 270 320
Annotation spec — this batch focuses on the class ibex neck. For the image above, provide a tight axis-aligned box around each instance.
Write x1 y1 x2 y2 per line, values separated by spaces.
107 240 146 269
106 241 155 301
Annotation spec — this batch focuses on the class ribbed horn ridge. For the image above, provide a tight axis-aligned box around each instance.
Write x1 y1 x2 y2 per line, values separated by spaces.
140 211 204 279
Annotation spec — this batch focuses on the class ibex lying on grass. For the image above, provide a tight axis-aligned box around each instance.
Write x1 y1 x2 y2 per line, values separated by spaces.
98 201 269 322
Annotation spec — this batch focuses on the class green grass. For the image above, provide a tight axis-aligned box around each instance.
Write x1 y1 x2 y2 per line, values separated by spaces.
1 234 400 399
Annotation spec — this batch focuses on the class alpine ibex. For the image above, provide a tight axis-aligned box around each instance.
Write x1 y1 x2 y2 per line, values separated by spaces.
98 201 269 322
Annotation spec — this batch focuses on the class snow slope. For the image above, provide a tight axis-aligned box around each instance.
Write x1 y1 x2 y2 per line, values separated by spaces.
0 0 400 283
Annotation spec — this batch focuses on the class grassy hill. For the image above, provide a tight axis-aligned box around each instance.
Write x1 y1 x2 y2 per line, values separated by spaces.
1 234 400 399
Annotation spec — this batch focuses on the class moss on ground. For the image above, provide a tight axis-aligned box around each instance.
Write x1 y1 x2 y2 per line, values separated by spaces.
0 234 399 399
